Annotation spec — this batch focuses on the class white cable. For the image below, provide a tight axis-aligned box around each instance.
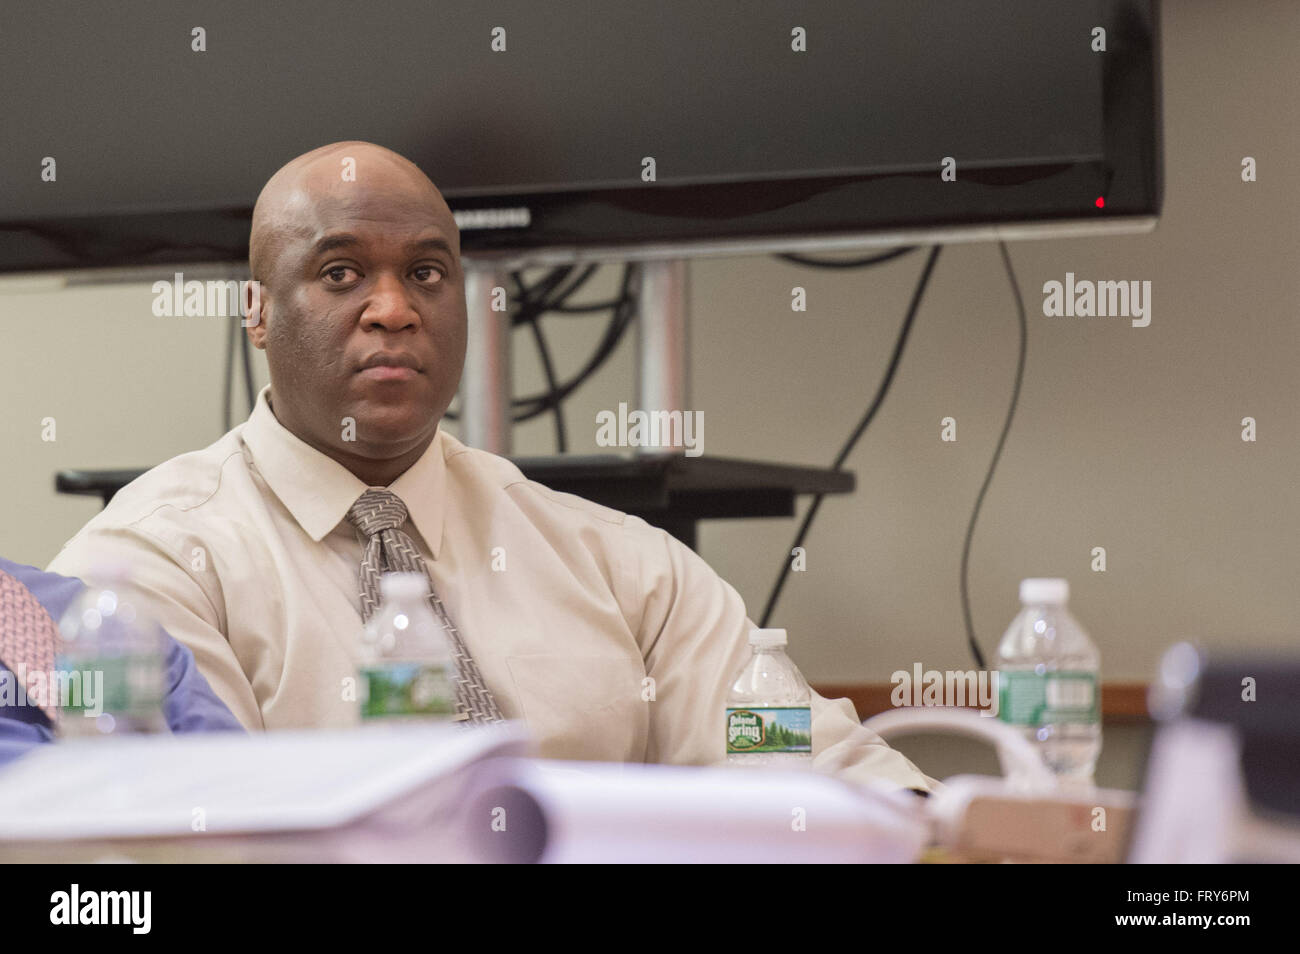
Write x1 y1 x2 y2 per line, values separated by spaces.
862 707 1056 790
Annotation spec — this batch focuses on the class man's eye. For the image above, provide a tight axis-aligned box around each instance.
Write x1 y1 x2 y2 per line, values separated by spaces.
413 265 444 284
324 266 357 283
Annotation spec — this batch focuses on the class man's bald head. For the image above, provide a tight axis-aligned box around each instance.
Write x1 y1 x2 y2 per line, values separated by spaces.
243 141 468 487
249 141 459 289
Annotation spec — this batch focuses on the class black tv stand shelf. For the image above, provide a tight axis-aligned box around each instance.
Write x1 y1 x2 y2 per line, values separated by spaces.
56 455 854 551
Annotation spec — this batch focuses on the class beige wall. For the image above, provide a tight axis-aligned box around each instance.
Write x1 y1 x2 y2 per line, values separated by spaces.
1 1 1294 787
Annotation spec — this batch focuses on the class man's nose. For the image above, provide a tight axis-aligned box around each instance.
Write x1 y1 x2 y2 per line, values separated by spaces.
360 272 420 332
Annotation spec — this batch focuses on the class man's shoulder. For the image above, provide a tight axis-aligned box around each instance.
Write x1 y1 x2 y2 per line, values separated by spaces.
0 557 85 618
64 428 250 538
439 430 637 531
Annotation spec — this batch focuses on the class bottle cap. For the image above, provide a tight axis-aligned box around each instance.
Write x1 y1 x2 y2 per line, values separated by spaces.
748 628 788 648
1020 578 1069 605
379 572 429 600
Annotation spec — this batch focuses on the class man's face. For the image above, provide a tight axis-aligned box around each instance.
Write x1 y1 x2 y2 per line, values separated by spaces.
250 174 466 465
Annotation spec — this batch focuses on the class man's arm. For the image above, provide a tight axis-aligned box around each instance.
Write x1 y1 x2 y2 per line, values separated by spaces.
0 718 54 768
620 514 939 793
0 637 243 766
0 556 245 766
160 632 247 734
47 526 263 731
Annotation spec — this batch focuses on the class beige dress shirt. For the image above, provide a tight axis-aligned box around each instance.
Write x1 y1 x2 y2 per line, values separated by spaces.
48 386 938 792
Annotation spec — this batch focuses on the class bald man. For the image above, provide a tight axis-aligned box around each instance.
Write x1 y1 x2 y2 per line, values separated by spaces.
49 142 938 793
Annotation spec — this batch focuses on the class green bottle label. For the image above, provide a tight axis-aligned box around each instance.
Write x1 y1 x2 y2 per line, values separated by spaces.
360 661 456 720
54 653 164 716
998 670 1098 726
726 706 812 754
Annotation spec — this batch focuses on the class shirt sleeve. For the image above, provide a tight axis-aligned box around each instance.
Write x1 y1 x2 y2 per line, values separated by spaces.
0 720 52 768
47 525 264 731
162 629 247 734
620 514 940 793
0 663 55 767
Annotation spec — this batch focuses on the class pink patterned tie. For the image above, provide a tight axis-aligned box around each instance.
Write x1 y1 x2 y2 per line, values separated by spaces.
0 568 60 723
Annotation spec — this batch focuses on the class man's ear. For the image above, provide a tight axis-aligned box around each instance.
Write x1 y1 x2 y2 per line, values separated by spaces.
243 279 268 347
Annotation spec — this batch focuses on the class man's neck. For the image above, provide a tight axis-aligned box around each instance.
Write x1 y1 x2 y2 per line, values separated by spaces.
336 443 431 486
267 392 436 486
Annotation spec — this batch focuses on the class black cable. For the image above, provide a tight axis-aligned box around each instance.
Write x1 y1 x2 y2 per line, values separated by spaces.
506 268 572 446
552 295 625 314
508 266 573 322
959 241 1028 670
527 313 567 451
759 245 942 629
537 263 599 312
443 262 639 426
514 310 631 419
776 246 919 270
511 263 638 419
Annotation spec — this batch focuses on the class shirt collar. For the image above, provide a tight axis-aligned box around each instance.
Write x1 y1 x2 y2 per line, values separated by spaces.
242 385 448 559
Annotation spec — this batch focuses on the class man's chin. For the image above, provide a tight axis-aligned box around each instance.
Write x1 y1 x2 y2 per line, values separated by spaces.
349 401 439 449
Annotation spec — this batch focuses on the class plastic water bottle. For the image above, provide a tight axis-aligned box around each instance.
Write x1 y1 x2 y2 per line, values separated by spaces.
994 578 1102 782
725 628 813 768
357 573 459 724
55 567 168 737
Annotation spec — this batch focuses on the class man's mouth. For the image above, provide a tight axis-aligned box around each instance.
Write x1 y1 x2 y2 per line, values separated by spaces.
359 365 419 382
357 351 422 382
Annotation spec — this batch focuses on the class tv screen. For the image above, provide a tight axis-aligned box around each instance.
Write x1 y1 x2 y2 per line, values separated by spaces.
0 0 1161 271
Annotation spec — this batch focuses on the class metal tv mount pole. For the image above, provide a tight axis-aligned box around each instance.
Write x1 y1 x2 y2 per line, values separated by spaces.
459 257 689 458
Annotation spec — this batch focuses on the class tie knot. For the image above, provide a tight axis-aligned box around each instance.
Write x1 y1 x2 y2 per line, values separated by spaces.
347 489 409 536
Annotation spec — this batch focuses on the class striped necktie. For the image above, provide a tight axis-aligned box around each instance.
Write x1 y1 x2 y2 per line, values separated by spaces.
0 568 60 723
346 488 504 725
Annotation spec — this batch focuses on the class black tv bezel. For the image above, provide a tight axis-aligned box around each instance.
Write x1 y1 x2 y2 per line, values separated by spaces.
0 2 1161 274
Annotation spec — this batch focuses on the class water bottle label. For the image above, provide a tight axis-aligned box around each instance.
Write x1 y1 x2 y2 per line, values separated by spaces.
360 662 456 720
726 706 812 755
53 653 164 717
998 670 1098 725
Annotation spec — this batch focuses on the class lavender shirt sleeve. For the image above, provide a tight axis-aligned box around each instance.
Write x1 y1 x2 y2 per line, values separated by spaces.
0 558 244 768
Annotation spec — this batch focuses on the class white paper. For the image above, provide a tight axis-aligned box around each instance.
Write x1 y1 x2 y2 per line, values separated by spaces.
0 722 531 841
461 758 929 863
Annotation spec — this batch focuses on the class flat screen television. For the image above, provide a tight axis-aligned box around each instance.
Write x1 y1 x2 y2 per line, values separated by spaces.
0 0 1161 273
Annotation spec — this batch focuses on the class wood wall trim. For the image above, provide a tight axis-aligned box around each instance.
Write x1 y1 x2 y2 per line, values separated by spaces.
812 682 1150 723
